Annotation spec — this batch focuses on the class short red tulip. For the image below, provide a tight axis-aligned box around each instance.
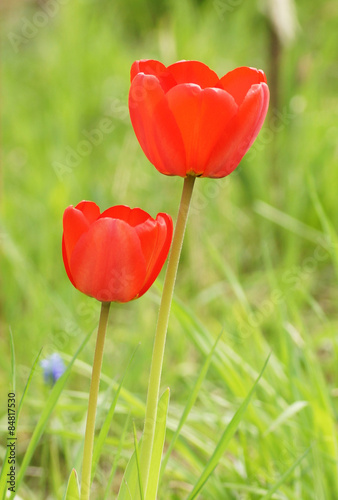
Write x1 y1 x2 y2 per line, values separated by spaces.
129 59 269 178
62 201 173 302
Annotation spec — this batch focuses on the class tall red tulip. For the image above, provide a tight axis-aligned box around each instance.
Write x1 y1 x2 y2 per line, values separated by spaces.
129 59 269 178
62 201 173 302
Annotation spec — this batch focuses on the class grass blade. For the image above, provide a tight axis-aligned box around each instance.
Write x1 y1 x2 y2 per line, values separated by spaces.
147 387 170 500
263 401 308 436
9 327 15 393
0 330 17 500
117 389 170 500
133 421 144 500
92 345 139 478
186 354 271 500
306 173 338 275
103 414 131 500
260 448 310 500
9 331 91 499
0 347 43 500
17 348 43 422
254 200 324 244
161 331 222 478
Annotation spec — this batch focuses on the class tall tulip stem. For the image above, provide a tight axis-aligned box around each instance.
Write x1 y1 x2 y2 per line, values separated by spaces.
80 301 111 500
141 175 196 497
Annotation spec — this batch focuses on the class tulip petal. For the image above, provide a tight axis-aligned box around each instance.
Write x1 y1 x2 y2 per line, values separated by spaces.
166 84 237 175
219 66 267 106
136 213 173 297
62 202 100 287
129 73 186 176
167 60 220 89
70 218 147 302
239 82 270 151
63 205 96 264
134 218 158 263
75 201 101 223
130 59 177 92
100 205 150 226
62 236 76 287
203 82 269 178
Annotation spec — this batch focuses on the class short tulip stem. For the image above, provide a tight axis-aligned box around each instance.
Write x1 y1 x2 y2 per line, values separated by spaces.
140 175 196 497
80 301 111 500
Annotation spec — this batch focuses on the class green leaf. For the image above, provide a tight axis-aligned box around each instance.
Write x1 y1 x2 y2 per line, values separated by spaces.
117 389 170 500
116 440 137 500
186 354 271 500
146 387 170 500
63 469 80 500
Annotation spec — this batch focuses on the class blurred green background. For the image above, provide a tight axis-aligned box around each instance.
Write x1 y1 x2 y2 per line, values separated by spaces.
1 0 338 498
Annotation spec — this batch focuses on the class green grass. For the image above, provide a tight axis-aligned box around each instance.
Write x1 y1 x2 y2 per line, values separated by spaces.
1 0 338 498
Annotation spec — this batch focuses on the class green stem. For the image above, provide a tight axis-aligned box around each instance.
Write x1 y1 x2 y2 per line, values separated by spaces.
80 301 111 500
140 175 196 497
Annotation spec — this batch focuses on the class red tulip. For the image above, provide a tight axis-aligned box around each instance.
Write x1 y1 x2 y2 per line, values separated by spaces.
129 59 269 178
62 201 173 302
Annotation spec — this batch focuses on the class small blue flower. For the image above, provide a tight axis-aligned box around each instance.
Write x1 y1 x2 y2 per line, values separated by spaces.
40 353 66 386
